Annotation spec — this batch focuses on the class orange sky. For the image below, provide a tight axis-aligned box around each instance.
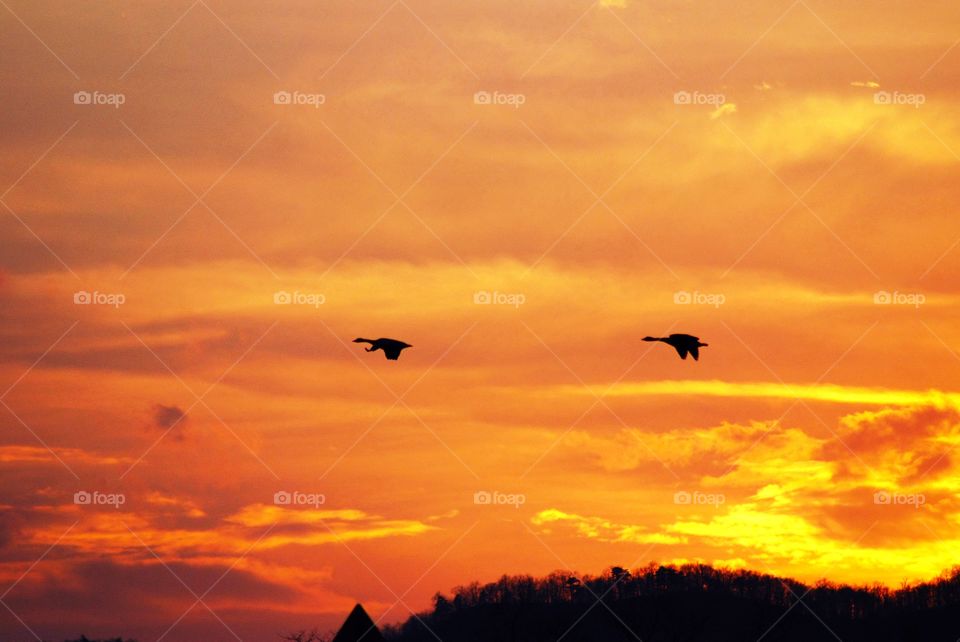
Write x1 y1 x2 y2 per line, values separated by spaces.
2 0 960 639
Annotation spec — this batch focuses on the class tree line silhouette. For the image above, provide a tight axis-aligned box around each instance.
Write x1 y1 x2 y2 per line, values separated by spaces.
380 562 960 641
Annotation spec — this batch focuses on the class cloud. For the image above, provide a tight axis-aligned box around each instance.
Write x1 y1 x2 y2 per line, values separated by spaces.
532 508 684 545
0 557 305 641
661 499 960 582
564 419 821 480
548 402 960 583
827 405 960 485
555 380 960 407
0 511 18 549
533 493 960 585
710 103 737 119
152 404 188 439
226 504 437 548
20 504 437 561
0 445 131 466
145 492 207 519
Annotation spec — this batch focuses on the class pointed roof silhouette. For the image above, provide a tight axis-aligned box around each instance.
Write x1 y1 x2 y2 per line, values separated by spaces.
331 604 385 642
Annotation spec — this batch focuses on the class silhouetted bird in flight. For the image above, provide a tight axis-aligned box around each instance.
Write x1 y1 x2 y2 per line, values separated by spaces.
643 334 708 360
353 337 412 360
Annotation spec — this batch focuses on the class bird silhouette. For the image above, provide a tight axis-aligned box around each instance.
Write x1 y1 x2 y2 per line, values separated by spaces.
643 334 708 360
353 337 412 360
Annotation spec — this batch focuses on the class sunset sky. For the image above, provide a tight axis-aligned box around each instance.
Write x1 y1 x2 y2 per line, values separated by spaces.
2 0 960 640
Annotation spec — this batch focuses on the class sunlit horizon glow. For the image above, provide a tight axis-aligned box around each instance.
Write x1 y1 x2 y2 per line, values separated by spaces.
2 0 960 639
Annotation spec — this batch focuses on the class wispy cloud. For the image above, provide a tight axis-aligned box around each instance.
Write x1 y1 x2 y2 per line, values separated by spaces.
553 380 960 407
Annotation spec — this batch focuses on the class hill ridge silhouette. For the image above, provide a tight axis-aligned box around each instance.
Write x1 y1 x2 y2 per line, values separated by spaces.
380 562 960 641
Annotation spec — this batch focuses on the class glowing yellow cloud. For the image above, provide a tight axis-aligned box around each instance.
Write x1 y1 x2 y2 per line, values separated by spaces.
556 380 960 407
533 508 684 545
710 103 738 119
